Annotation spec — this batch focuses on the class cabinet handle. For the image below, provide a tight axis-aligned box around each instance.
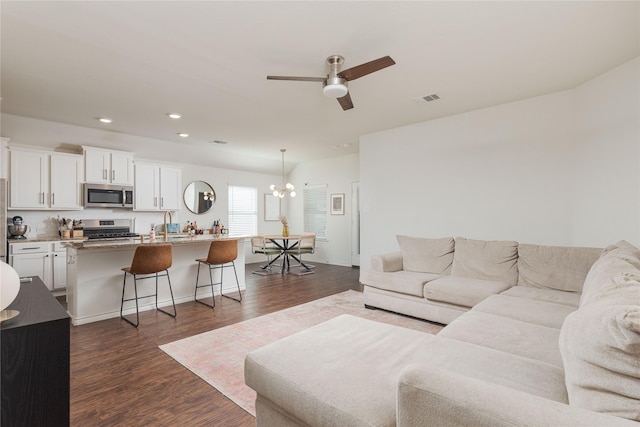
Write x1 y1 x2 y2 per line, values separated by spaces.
112 170 116 181
41 192 45 204
154 197 158 207
20 247 41 251
51 193 55 205
161 197 164 208
103 169 107 180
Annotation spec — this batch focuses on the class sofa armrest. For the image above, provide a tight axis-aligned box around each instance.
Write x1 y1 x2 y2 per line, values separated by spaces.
397 364 638 427
371 252 404 272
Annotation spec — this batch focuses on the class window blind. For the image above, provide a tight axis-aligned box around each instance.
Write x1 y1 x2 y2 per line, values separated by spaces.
228 185 257 237
303 185 327 240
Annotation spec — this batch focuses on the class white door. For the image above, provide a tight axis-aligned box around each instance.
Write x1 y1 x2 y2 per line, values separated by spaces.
11 253 52 289
50 154 83 209
10 150 48 208
110 152 133 185
351 181 360 267
84 149 109 183
53 251 67 289
134 163 160 210
159 167 182 210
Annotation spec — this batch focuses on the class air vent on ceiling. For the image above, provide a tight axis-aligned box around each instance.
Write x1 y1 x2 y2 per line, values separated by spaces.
422 93 440 102
413 93 441 104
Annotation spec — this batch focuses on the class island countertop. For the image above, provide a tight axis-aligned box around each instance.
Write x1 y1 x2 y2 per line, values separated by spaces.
62 234 251 250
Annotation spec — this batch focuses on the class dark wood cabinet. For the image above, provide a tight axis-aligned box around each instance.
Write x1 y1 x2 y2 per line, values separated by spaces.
1 276 70 427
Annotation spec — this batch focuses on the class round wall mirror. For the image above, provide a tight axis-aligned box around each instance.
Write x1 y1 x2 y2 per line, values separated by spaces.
183 181 216 214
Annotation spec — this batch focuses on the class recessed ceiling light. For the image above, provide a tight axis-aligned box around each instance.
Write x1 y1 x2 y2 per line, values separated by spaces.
98 117 113 124
167 113 182 119
177 133 189 138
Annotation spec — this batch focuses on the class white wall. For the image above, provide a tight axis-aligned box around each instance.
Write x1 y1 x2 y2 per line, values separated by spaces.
288 153 359 267
570 58 640 247
360 57 640 270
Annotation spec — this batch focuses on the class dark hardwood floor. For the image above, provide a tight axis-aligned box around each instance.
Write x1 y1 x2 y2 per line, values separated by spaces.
68 262 362 426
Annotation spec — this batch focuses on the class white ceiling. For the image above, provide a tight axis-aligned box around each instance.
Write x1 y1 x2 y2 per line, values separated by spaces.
1 1 638 174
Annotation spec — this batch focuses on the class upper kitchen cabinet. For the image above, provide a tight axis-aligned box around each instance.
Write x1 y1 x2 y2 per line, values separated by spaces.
9 148 83 210
83 146 133 185
0 137 10 179
134 162 181 211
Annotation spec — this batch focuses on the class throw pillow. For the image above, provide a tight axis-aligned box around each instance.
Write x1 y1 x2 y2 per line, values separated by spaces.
559 304 640 421
396 235 454 274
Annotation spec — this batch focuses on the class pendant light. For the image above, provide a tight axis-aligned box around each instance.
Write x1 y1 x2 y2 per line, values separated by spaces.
269 149 296 198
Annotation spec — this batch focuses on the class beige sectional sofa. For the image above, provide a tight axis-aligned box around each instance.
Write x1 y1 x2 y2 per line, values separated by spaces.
245 239 640 426
361 236 601 324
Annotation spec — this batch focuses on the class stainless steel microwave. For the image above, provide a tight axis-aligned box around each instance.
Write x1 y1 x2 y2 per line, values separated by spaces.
84 184 134 209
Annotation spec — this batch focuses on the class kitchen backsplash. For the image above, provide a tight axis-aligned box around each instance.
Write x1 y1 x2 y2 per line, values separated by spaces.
8 209 186 238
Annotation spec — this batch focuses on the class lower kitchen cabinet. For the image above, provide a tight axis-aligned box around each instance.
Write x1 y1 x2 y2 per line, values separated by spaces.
9 241 71 291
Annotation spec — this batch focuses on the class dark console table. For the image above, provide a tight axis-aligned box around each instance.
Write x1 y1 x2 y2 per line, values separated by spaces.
1 276 70 427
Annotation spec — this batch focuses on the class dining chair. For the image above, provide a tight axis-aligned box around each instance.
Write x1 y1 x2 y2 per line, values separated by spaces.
251 235 282 275
285 232 316 275
194 239 242 308
120 244 176 327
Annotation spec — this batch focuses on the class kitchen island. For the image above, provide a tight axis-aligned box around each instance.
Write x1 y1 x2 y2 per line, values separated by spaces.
64 235 248 325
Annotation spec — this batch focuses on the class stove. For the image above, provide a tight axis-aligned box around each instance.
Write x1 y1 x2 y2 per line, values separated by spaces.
82 219 139 241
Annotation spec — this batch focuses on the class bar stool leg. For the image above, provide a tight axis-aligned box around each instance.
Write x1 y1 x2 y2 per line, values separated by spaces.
194 261 215 308
121 272 141 328
156 270 177 318
220 261 242 302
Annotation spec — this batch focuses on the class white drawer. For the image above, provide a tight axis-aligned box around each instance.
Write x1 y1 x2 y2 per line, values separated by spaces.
10 242 50 254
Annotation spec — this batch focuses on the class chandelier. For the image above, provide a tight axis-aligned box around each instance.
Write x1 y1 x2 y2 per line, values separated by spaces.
269 149 296 198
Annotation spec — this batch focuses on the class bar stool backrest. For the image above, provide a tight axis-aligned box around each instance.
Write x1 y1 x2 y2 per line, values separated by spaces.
129 244 173 274
206 239 238 265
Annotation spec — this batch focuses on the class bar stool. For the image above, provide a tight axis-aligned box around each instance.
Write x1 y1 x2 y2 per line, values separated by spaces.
120 244 176 327
195 239 242 308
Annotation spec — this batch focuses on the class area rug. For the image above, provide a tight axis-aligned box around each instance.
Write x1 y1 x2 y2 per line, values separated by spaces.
159 290 442 416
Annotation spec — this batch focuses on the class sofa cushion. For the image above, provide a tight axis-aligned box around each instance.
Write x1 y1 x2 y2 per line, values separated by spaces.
424 276 512 308
396 235 454 274
580 240 640 307
472 294 576 329
451 237 518 285
517 243 601 292
500 286 581 307
439 311 564 367
559 303 640 421
361 269 441 297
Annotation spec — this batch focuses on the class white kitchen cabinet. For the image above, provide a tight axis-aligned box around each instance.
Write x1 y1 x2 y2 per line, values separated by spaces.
9 148 83 210
133 162 181 211
9 241 72 291
0 137 9 179
83 146 133 185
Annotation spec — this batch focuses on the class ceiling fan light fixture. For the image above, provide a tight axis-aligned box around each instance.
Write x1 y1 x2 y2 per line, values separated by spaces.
323 77 348 98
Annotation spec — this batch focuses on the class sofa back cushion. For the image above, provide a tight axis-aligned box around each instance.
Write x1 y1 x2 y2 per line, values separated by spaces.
581 240 640 307
450 237 518 285
517 243 601 292
396 236 454 274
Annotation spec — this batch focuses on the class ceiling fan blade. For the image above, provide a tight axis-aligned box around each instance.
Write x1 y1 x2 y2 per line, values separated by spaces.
337 92 354 111
266 75 326 82
338 56 395 81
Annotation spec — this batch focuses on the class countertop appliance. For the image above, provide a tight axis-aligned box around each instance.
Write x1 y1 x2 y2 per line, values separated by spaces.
84 183 133 209
82 219 139 240
8 216 29 240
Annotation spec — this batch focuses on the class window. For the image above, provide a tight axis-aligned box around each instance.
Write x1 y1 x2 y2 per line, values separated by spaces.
303 185 327 240
228 186 257 237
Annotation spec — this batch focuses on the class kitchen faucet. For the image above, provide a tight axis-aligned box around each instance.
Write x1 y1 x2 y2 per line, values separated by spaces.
163 211 173 242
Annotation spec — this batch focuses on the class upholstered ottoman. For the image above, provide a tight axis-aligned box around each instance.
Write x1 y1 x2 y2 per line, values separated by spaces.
244 314 569 426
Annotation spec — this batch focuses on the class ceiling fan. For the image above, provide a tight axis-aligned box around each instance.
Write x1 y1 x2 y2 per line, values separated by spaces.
267 55 396 111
